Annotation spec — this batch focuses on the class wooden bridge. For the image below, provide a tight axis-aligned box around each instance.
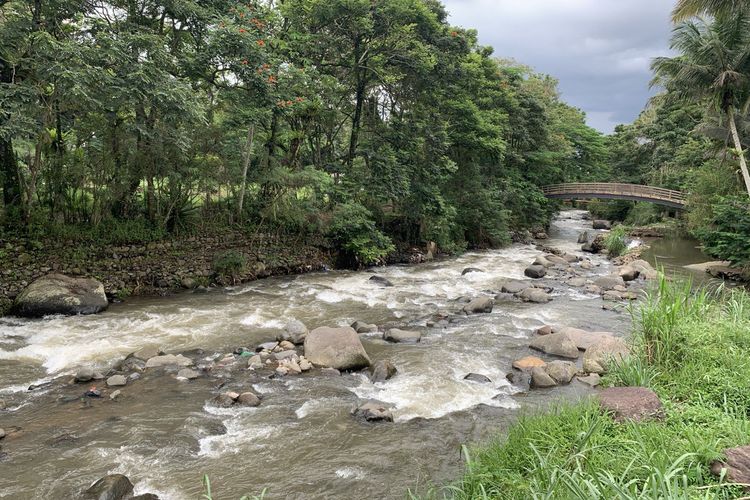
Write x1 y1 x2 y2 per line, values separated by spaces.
542 183 686 209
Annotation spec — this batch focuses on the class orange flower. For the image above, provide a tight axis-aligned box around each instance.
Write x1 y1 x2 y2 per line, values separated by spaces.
295 96 304 102
241 59 248 65
256 39 266 47
239 28 246 33
268 75 277 83
450 30 458 37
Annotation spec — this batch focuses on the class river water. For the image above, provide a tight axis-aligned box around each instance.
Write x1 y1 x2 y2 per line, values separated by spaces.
0 211 650 499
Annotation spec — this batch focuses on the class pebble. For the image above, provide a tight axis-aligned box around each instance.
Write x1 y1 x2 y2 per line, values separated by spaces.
299 359 312 371
0 428 5 439
106 375 127 387
237 392 261 407
177 368 200 380
109 390 122 400
75 367 94 383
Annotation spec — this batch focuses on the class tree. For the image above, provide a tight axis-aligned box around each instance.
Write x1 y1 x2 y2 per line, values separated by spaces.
672 0 747 21
652 15 750 198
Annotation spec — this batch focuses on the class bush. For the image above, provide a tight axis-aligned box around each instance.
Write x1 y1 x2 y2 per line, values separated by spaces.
694 195 750 267
327 202 395 266
212 250 247 282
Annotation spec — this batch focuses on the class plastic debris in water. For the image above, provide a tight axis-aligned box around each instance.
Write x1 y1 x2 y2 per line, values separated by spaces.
84 386 102 398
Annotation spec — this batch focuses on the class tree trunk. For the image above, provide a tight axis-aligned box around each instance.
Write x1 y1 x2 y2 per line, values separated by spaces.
237 124 255 220
728 107 750 198
348 39 365 169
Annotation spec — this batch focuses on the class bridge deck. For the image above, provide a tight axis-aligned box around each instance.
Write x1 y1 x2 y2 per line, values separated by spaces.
542 183 686 209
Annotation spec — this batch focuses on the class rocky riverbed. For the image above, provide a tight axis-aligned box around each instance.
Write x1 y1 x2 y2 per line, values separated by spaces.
0 211 656 499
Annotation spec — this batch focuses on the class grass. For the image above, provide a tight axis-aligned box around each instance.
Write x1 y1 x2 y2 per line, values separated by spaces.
439 275 750 499
604 225 628 257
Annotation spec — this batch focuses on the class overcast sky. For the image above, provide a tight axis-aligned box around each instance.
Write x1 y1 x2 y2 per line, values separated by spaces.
441 0 675 134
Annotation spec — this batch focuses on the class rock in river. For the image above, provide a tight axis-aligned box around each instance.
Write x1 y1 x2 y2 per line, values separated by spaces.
463 373 491 383
524 265 547 279
304 327 371 370
237 392 261 407
352 400 394 422
592 220 611 230
351 320 378 333
530 366 557 388
500 281 530 294
145 354 193 368
512 356 546 371
462 296 494 314
544 360 577 385
277 320 308 345
383 328 421 344
370 360 398 382
583 336 629 374
369 275 393 287
461 267 484 275
13 274 108 317
517 287 551 303
75 367 95 383
106 375 127 387
529 332 579 359
83 474 134 500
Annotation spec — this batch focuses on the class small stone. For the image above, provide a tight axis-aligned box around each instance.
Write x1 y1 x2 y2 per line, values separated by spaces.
299 359 312 371
544 360 578 385
530 366 557 388
321 367 340 377
92 372 105 380
0 428 5 439
109 390 122 401
212 394 236 408
529 332 580 359
278 340 295 351
352 400 393 422
577 374 601 387
463 373 491 383
247 355 263 369
370 360 398 382
461 267 484 275
285 359 302 374
711 445 750 486
106 375 127 387
535 325 554 336
273 350 299 361
145 354 193 368
128 373 141 382
275 366 290 376
383 328 421 343
277 319 308 344
131 345 163 361
351 321 378 333
75 367 94 383
517 287 551 303
462 297 494 314
237 392 261 407
177 368 200 380
524 265 547 279
506 371 531 391
512 356 546 372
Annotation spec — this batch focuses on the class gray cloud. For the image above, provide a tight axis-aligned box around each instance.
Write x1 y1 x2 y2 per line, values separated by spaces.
441 0 675 133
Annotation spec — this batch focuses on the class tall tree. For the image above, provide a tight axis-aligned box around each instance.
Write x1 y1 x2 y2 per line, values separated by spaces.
652 14 750 197
672 0 747 21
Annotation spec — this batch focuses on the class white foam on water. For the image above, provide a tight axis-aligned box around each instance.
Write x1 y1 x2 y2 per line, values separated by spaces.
295 397 346 419
199 404 289 458
335 466 367 480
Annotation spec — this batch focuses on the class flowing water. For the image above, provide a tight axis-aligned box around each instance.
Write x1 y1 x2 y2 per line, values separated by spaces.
0 211 665 499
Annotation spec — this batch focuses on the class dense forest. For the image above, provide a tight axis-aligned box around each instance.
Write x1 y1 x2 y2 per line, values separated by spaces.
602 2 750 267
0 0 609 265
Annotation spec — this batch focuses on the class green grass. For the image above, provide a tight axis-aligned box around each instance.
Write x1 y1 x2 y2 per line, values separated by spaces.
604 225 628 257
440 275 750 499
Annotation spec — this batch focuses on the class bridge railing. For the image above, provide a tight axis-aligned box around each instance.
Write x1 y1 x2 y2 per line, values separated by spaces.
542 183 686 205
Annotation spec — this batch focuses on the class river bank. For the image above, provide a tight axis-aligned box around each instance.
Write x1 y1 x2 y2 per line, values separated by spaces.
0 211 673 498
451 274 750 498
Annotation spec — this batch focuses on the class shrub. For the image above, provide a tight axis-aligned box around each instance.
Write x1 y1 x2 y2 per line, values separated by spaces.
327 202 395 266
694 195 750 267
212 250 247 282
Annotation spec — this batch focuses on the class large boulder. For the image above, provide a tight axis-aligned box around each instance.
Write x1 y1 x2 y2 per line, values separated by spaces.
598 387 663 422
533 256 554 268
276 320 308 345
628 259 658 280
618 266 640 282
145 354 193 369
711 445 750 486
351 321 378 334
369 275 393 287
13 274 108 317
304 327 371 370
529 332 579 359
517 288 552 303
83 474 134 500
530 366 557 388
592 220 612 230
524 265 547 279
461 267 484 276
462 297 494 314
577 231 589 244
383 328 421 344
512 355 546 371
583 336 629 374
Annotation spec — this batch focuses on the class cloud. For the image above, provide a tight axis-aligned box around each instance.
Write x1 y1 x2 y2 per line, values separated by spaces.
441 0 675 133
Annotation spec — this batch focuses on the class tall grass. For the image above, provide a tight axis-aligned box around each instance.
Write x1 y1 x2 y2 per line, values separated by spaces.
446 276 750 500
604 225 628 257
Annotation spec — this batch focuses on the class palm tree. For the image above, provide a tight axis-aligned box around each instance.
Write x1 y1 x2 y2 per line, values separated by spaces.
652 15 750 197
672 0 747 22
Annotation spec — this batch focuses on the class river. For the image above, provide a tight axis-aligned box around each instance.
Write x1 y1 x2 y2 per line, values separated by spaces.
0 211 704 499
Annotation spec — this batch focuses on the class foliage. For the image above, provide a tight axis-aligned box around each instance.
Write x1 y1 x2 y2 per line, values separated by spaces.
212 250 247 282
0 0 607 260
327 202 395 266
446 276 750 500
603 225 628 257
694 195 750 266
